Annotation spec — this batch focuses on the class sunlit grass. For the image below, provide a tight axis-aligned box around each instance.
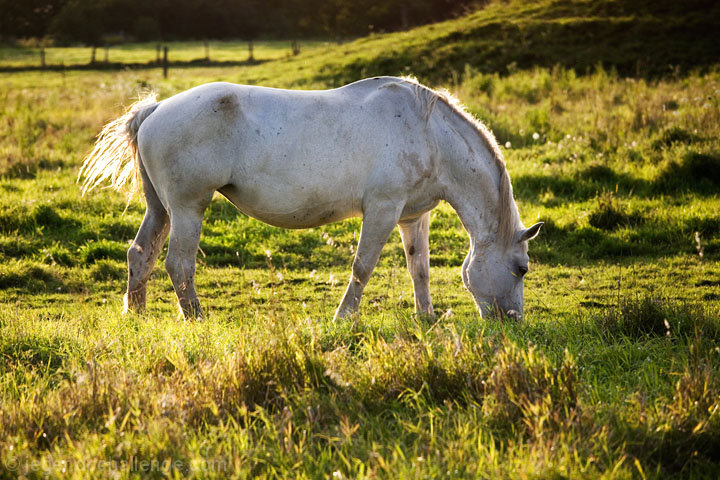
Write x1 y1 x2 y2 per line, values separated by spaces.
1 262 719 478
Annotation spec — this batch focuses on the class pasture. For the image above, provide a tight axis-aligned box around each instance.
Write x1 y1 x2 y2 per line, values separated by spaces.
2 13 720 480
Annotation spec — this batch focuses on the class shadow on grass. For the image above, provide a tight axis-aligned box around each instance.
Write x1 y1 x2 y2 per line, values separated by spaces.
593 295 720 342
0 204 82 236
514 151 720 204
621 425 720 476
0 264 66 292
0 334 80 373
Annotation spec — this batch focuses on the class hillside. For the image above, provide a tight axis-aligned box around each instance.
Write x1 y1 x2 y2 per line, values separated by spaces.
237 0 720 87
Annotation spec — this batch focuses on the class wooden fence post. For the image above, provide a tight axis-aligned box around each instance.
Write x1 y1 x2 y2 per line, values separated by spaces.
40 48 46 67
163 46 169 78
156 44 161 63
104 45 109 64
90 45 96 64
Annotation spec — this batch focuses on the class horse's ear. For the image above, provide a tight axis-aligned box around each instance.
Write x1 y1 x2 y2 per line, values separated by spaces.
518 222 543 242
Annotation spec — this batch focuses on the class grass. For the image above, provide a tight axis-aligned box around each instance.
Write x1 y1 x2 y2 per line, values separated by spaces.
1 1 720 478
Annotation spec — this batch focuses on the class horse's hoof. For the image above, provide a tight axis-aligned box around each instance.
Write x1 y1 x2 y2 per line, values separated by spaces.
122 292 146 315
178 301 204 321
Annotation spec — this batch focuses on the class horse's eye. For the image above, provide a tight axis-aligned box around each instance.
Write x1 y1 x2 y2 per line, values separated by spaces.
518 265 529 277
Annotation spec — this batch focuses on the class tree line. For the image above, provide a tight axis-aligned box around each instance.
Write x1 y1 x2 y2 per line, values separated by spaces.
0 0 480 45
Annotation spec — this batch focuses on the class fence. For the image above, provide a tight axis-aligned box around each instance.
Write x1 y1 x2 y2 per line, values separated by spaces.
0 41 308 75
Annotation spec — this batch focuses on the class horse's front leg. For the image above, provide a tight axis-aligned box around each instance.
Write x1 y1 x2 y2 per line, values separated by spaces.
335 202 402 320
165 205 208 319
399 211 434 317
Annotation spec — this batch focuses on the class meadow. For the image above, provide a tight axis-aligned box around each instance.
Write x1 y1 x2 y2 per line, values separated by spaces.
1 1 720 478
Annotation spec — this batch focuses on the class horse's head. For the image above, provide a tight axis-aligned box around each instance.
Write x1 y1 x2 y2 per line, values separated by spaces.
462 222 543 320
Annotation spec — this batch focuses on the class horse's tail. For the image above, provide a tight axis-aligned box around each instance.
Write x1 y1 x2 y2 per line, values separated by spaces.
78 93 159 199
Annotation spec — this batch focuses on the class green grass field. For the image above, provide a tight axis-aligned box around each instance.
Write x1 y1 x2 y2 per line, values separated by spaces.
1 1 720 478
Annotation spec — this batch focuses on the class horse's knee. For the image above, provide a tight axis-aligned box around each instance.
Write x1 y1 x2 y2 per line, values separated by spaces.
352 258 372 285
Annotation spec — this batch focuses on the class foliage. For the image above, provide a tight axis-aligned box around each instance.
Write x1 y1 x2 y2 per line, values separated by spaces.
48 0 107 46
1 0 477 42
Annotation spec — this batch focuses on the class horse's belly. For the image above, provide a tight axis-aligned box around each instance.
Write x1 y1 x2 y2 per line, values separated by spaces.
218 183 361 229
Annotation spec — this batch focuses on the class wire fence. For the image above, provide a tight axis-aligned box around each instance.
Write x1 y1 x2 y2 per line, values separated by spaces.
0 40 320 74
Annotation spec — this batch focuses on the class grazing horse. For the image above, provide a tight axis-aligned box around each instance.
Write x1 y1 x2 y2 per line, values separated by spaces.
80 76 542 320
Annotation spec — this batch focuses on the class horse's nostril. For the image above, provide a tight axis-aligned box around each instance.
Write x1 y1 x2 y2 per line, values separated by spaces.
518 266 528 276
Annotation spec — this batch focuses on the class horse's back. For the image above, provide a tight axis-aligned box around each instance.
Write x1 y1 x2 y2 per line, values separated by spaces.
139 77 421 147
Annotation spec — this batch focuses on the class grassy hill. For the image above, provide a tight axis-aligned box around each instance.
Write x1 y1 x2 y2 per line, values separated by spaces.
287 0 720 86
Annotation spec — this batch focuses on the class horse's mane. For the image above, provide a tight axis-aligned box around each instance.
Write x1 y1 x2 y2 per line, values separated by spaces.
398 76 521 247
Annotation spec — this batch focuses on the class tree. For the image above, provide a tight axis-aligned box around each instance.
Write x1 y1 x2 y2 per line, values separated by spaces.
5 0 481 43
0 0 66 39
49 0 107 45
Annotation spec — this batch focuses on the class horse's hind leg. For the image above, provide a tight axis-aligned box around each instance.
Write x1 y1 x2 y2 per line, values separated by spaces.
335 202 402 320
124 208 169 313
165 201 210 319
399 212 434 317
124 165 170 314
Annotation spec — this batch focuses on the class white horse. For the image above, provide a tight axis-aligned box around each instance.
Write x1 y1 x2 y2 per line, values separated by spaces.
80 76 542 320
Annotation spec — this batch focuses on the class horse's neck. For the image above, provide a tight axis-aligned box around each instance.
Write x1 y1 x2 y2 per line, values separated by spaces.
434 107 509 248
